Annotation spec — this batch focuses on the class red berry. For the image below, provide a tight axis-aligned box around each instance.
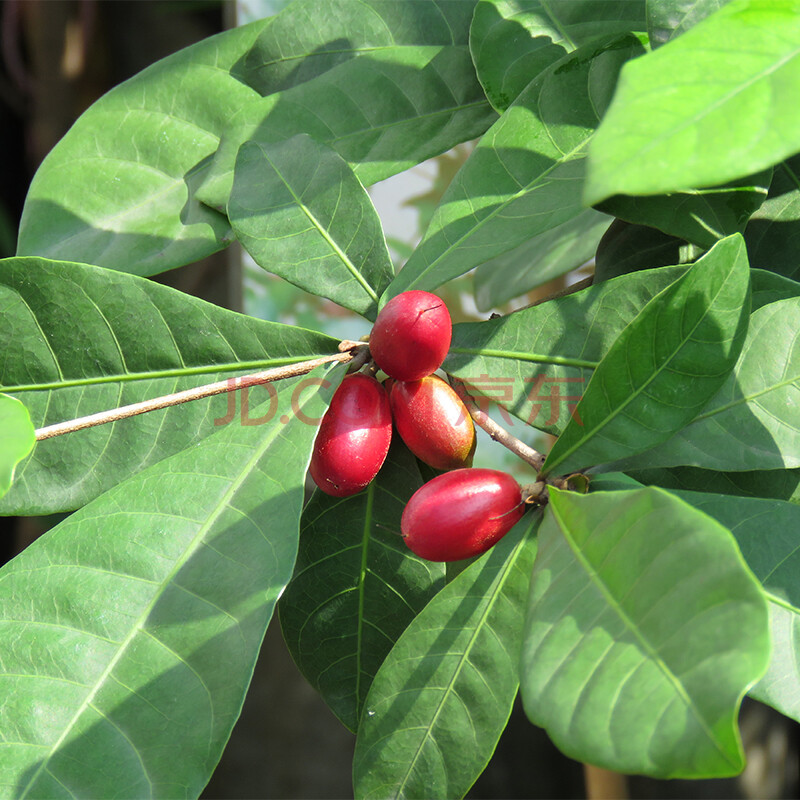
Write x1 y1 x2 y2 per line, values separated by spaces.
309 374 392 497
370 290 451 381
390 376 475 471
401 469 525 562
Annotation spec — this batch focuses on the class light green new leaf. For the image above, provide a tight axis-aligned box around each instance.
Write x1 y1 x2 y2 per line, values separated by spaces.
470 0 646 112
444 265 686 435
382 34 645 300
0 366 340 799
521 488 770 778
279 441 445 733
0 394 34 500
473 209 611 310
647 0 729 47
585 0 800 205
0 257 338 515
542 236 750 476
353 515 539 800
229 135 393 321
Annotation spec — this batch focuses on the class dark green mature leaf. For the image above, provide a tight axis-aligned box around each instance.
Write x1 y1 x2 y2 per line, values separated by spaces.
542 235 750 476
610 295 800 471
0 257 339 515
229 135 393 321
745 155 800 280
585 0 800 205
0 395 34 500
383 34 645 300
0 366 339 799
751 268 800 309
444 265 686 435
469 0 646 111
647 0 729 47
521 488 770 777
279 442 445 733
353 515 539 800
198 46 497 210
473 209 611 310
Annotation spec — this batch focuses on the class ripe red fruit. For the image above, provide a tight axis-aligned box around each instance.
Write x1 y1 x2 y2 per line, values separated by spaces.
389 375 475 471
309 374 392 497
401 469 525 562
370 290 451 381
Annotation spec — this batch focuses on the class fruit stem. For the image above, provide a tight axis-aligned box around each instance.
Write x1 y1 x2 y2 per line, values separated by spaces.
34 341 368 441
449 376 546 472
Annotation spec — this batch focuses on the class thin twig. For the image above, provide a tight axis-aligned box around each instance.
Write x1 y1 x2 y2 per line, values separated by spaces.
34 341 367 441
516 275 594 312
449 376 546 473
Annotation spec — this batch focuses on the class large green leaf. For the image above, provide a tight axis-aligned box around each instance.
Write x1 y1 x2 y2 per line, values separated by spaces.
585 0 800 205
542 235 750 476
383 34 645 300
444 265 686 435
520 487 770 777
0 257 338 515
353 514 539 800
229 135 393 321
473 209 611 311
469 0 646 112
0 365 339 798
279 441 445 733
610 295 800 471
0 394 34 500
647 0 729 47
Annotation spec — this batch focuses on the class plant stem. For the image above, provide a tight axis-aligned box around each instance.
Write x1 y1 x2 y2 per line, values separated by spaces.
34 341 367 441
583 764 628 800
449 376 546 473
516 275 594 312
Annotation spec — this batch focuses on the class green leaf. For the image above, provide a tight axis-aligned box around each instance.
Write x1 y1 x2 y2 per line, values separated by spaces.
15 21 271 275
751 268 800 309
0 394 35 500
229 135 393 321
473 209 611 311
278 441 445 733
585 0 800 205
383 34 645 300
610 295 800 471
0 257 338 515
542 235 751 476
0 365 339 798
353 515 539 800
469 0 647 112
444 265 686 435
198 45 497 210
520 487 770 778
647 0 729 47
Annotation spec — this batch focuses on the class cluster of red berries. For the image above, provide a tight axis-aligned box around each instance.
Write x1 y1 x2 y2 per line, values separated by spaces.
309 290 526 562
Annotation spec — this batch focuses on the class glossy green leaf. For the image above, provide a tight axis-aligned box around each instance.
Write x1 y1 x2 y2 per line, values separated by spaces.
353 515 539 800
279 442 445 733
0 394 35 500
610 295 800 471
750 268 800 309
473 209 611 311
543 235 750 476
647 0 729 47
0 257 338 515
0 365 339 798
383 34 645 300
585 0 800 205
444 265 686 435
229 135 393 321
521 487 770 777
469 0 646 111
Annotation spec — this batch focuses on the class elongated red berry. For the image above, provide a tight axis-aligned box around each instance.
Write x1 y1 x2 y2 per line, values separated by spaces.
390 376 475 471
370 290 451 381
309 374 392 497
401 469 525 561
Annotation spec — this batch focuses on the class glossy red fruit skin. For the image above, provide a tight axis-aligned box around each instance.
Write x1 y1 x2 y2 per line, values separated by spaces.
370 290 451 381
309 374 392 497
401 469 525 562
390 376 475 470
